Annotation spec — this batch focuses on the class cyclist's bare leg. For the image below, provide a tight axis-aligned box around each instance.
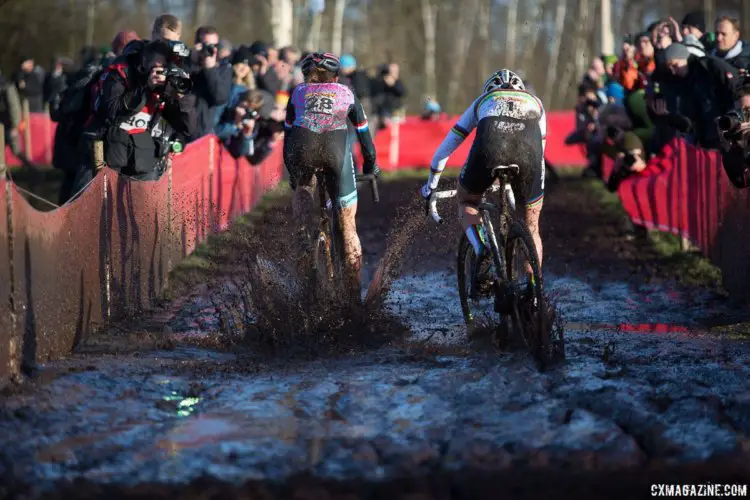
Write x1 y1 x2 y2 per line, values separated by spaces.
524 200 544 274
292 175 317 230
340 203 363 300
457 184 484 231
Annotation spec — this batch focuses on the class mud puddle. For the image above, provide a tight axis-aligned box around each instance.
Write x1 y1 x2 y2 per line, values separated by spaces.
2 177 750 497
2 268 750 497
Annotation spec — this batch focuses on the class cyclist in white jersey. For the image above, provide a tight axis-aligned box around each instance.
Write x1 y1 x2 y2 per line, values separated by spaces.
420 69 547 292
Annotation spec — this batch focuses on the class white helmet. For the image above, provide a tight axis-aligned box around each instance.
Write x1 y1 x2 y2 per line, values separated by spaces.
483 69 525 93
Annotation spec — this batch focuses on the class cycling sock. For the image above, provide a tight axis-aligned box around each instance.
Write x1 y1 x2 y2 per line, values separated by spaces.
466 225 486 257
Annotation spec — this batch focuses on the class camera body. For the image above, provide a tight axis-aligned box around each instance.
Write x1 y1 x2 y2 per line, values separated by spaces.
159 41 193 96
163 65 192 95
199 43 218 59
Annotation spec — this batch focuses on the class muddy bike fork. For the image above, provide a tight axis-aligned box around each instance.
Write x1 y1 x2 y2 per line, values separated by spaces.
480 180 517 312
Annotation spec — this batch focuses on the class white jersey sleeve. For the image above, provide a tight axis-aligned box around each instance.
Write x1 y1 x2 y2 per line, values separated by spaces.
427 97 480 187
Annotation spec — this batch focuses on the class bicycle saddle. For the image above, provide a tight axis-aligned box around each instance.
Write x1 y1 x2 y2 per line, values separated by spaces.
492 164 520 178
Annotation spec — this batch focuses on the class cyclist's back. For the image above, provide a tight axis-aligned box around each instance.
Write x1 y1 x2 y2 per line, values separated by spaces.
421 69 547 290
282 52 379 304
284 70 376 208
452 85 546 206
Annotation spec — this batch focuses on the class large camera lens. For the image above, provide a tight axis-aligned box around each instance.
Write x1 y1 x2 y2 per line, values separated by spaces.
173 77 192 94
717 114 740 132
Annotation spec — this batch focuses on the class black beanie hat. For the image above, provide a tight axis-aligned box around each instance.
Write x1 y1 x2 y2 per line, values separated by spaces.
681 11 706 33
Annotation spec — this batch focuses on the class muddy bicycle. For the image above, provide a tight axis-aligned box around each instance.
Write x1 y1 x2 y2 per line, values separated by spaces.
305 170 379 299
428 164 563 366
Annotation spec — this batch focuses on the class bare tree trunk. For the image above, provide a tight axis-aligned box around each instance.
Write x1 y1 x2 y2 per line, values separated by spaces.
505 0 518 69
600 0 613 55
477 0 491 85
447 0 479 110
518 0 544 70
330 0 346 55
68 0 76 56
85 0 96 49
421 0 438 98
193 0 207 33
242 0 254 43
544 0 568 108
573 0 591 82
271 0 294 48
305 9 324 51
703 0 714 32
134 0 148 36
518 0 542 50
343 20 354 54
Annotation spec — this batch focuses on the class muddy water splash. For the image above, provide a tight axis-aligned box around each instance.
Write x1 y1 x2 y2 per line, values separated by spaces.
364 198 430 309
211 221 409 356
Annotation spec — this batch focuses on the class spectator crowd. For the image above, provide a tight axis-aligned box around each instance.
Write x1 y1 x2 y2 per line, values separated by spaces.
568 10 750 191
0 13 408 205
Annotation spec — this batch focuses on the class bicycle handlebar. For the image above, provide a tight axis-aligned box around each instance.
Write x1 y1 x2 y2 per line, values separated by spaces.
428 184 503 224
356 174 379 203
428 190 457 224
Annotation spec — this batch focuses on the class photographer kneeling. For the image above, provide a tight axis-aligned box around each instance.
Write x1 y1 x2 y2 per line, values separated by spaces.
600 126 649 192
89 40 196 181
718 79 750 188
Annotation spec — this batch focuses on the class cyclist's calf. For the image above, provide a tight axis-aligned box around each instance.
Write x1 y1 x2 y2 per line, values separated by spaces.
456 184 484 230
525 201 543 271
340 204 363 289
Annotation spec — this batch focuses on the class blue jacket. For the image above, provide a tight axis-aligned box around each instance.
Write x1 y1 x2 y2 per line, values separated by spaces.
215 83 256 158
214 83 249 140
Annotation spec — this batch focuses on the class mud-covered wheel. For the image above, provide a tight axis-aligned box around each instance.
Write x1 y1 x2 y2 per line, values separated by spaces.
327 211 345 284
457 233 502 339
504 221 547 364
311 228 333 299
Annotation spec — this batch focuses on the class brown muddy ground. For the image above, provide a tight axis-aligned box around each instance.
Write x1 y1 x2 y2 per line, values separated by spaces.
1 173 750 500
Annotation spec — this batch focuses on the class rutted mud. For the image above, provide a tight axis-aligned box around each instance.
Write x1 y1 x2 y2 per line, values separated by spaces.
2 175 750 498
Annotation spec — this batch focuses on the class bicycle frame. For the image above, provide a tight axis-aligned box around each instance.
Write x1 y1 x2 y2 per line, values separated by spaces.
428 166 520 288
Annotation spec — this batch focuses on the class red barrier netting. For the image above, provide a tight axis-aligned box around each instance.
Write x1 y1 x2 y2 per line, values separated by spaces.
7 111 586 169
0 134 285 379
0 179 13 380
613 138 750 297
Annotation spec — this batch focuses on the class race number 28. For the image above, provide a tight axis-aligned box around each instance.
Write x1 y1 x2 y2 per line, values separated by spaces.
306 95 335 115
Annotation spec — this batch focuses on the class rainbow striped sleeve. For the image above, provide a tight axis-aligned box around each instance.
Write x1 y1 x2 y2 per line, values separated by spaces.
451 123 470 139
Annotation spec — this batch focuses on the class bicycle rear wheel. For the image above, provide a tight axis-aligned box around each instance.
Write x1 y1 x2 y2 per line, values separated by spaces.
504 221 549 364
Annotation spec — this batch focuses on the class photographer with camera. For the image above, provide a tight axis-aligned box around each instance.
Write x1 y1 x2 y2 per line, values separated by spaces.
718 78 750 188
216 89 264 159
190 26 232 139
81 39 196 183
216 87 284 164
602 127 650 192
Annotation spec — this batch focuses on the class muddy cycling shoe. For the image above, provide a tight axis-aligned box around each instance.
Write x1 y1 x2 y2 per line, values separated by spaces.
471 252 495 298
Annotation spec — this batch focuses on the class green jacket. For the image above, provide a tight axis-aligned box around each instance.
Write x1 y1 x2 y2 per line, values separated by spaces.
624 89 654 147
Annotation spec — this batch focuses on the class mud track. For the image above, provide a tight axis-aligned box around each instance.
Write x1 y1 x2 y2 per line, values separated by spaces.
1 175 750 499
